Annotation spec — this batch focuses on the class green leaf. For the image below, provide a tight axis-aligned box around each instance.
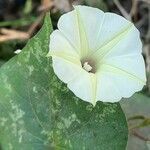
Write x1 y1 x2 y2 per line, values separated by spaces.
24 0 32 15
0 13 128 150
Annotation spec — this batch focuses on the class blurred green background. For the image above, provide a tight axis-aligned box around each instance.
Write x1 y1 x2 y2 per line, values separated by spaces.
0 0 149 149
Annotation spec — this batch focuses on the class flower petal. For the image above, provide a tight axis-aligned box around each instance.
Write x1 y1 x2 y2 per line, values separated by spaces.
73 6 105 54
96 62 145 102
101 54 146 84
52 57 82 83
92 24 142 63
96 71 144 102
67 71 93 104
47 30 80 64
90 12 133 56
58 5 105 58
96 72 122 102
57 8 83 57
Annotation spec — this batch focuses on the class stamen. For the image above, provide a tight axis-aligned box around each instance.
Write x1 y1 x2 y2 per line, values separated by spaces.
83 62 92 72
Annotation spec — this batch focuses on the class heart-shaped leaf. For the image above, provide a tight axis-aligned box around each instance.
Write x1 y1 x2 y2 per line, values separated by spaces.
0 13 128 150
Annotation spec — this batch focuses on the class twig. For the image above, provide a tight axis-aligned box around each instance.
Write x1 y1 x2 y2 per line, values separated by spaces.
0 14 44 43
146 7 150 42
114 0 132 21
27 12 45 36
0 11 46 42
130 0 138 21
39 0 74 13
129 116 150 130
137 0 150 4
53 0 73 12
0 28 29 42
42 0 51 6
38 0 54 12
131 129 150 141
128 115 146 121
144 45 150 73
27 0 54 37
38 3 53 12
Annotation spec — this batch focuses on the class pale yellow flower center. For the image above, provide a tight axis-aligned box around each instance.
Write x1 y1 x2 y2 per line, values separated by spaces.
81 58 97 73
83 62 92 72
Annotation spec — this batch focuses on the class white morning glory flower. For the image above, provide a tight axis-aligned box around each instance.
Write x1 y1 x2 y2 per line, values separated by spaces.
47 5 146 106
